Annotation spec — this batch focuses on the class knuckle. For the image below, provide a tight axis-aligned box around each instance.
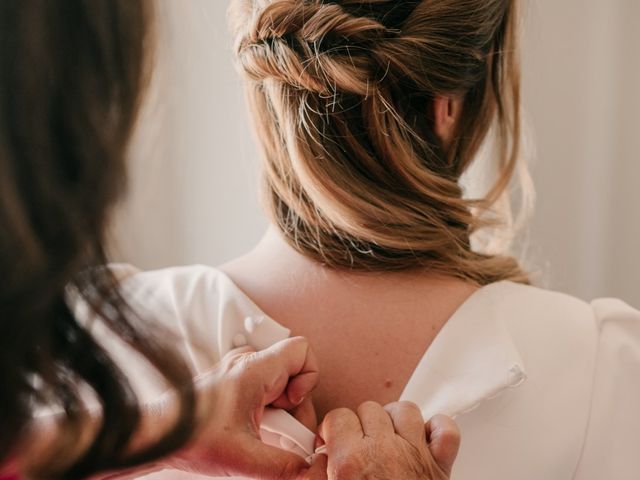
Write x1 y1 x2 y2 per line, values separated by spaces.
386 400 421 419
324 407 353 426
223 349 252 370
285 335 309 350
396 400 421 413
220 353 259 388
357 400 382 416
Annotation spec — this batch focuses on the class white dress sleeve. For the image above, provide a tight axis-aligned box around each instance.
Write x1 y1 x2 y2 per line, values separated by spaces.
34 266 233 435
118 265 231 373
96 264 289 404
573 298 640 480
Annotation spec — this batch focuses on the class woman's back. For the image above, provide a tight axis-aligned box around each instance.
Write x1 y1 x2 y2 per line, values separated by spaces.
221 229 478 417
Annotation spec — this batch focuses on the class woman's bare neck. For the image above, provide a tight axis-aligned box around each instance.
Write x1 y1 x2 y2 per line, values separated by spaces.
220 228 478 417
222 228 474 296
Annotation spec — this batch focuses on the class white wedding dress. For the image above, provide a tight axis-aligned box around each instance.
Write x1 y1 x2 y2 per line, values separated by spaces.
89 265 640 480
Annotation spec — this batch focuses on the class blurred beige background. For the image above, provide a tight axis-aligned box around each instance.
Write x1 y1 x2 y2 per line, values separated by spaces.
113 0 640 306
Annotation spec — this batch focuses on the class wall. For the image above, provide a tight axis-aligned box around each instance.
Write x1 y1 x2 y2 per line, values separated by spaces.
112 0 265 269
114 0 640 305
522 0 640 303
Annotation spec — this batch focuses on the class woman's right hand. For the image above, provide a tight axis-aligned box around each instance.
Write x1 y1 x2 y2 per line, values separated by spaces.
163 336 320 479
91 337 320 480
314 401 460 479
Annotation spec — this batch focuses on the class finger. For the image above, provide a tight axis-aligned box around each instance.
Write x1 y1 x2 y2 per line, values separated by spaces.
425 414 461 476
290 395 318 433
317 408 362 453
225 345 257 357
253 337 319 409
303 454 328 480
384 401 426 448
356 401 394 438
211 338 318 437
194 345 255 386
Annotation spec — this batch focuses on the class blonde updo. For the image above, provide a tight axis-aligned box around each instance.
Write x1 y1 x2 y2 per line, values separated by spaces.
229 0 528 285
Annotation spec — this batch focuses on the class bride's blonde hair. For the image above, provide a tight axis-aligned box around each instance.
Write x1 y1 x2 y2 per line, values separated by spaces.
229 0 528 285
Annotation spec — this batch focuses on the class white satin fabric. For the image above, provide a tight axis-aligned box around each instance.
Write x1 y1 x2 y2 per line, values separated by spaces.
97 265 640 480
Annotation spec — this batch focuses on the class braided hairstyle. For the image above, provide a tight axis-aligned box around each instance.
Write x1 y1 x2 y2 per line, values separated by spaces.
230 0 528 285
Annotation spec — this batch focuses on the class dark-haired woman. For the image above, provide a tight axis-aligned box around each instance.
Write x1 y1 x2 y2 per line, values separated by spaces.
0 1 460 479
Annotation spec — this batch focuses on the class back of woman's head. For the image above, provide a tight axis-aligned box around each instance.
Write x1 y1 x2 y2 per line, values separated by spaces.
230 0 528 284
0 1 194 477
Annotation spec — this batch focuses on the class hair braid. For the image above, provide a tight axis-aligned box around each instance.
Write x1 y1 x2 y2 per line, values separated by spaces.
230 0 530 285
233 0 392 96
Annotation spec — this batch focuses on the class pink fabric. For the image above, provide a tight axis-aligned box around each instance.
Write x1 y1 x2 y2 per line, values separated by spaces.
0 459 19 480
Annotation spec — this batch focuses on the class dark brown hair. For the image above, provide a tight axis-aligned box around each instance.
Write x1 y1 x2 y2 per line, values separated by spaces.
0 1 195 477
230 0 528 285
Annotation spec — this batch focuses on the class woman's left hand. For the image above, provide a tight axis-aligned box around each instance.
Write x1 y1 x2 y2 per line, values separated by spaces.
167 336 321 479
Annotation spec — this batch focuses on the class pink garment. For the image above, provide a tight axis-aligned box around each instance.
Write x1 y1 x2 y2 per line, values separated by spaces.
0 456 19 480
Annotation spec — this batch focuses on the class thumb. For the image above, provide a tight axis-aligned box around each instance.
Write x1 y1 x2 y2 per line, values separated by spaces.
425 415 461 476
302 454 327 480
